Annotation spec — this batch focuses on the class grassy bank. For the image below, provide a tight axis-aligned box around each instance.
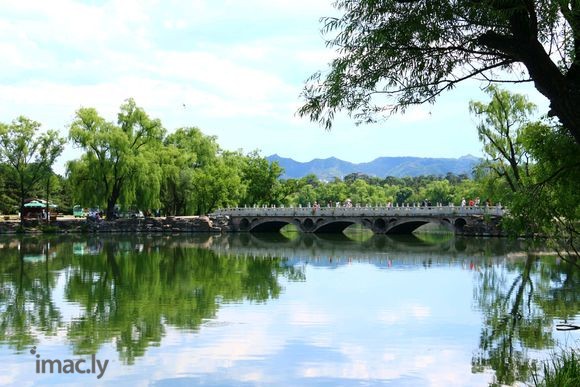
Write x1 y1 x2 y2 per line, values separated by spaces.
532 349 579 387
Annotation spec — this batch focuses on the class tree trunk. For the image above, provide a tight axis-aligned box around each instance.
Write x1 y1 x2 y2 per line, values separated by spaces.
19 177 25 227
518 40 580 144
106 187 121 220
45 176 50 225
545 90 580 144
480 22 580 144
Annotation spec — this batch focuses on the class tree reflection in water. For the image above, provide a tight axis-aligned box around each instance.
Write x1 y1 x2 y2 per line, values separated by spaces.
0 234 577 382
0 237 64 351
472 254 579 386
0 235 302 364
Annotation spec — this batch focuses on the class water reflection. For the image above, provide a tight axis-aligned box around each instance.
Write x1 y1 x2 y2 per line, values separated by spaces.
0 234 577 386
0 237 62 351
472 254 579 386
207 233 532 270
0 235 301 365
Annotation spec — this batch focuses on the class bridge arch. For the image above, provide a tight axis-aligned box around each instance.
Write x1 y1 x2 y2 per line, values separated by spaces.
239 218 251 231
455 218 467 232
385 217 457 234
250 220 291 232
373 218 387 233
217 206 504 235
387 220 430 234
302 218 315 231
315 221 357 233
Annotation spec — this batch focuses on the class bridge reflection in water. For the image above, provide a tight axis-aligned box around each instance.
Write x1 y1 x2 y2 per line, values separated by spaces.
195 232 529 273
212 205 505 235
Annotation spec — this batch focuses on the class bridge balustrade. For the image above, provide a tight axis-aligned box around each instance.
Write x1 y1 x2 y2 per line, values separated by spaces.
212 206 505 218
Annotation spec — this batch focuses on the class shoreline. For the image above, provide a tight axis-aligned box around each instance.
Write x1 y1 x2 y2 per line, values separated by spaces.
0 216 229 234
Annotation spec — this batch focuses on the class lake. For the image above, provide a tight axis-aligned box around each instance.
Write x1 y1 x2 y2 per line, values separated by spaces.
0 233 578 386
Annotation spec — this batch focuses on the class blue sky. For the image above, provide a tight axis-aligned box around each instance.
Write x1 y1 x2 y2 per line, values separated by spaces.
0 0 549 174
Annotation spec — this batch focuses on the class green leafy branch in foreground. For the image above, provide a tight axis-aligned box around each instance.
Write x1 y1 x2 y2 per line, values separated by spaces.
469 86 580 263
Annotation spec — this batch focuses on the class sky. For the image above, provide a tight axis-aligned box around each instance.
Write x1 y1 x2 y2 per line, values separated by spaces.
0 0 550 174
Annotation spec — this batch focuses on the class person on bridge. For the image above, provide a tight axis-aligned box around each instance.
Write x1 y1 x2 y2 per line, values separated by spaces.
312 201 321 214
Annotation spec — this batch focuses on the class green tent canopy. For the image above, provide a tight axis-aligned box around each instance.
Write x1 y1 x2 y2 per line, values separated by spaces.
24 201 45 208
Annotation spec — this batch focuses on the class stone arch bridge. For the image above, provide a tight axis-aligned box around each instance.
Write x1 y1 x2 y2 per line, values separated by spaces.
211 206 505 235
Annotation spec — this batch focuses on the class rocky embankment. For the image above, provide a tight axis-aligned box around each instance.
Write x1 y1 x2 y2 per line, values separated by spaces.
0 215 504 236
0 216 231 234
457 215 505 237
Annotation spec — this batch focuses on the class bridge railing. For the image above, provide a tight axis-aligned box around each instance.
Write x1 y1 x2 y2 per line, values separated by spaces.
211 205 505 218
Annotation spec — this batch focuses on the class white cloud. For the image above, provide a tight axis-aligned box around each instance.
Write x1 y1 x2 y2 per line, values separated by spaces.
0 0 492 167
394 106 432 123
163 19 189 30
377 304 432 325
154 50 296 101
288 306 333 326
295 48 336 67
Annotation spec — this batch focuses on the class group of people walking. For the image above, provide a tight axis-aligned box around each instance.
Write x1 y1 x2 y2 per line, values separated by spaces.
307 197 494 210
461 197 492 207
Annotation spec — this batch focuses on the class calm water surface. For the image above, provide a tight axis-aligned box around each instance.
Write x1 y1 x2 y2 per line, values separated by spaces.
0 233 578 386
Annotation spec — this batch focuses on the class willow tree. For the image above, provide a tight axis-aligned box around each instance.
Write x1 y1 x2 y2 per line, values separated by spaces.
189 150 247 215
299 0 580 145
161 127 219 215
62 239 292 363
469 85 537 193
67 99 165 219
470 87 579 251
0 116 65 223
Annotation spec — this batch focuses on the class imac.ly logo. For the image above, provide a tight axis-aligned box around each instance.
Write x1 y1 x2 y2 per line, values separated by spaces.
30 346 109 379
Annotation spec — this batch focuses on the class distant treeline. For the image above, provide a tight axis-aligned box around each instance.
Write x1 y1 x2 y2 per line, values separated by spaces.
0 99 498 218
272 172 489 209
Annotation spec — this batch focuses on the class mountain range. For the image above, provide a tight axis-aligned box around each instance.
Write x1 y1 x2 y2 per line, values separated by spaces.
267 154 481 180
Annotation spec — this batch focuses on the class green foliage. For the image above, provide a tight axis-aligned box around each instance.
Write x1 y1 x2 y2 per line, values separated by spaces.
504 125 580 240
473 255 579 386
0 101 288 217
67 99 165 218
40 224 60 234
469 87 580 247
158 127 211 215
532 349 580 387
189 151 247 214
298 1 580 143
417 179 453 204
297 183 318 206
0 163 19 214
395 186 413 204
0 97 512 218
0 116 65 221
159 128 280 215
467 88 579 244
0 236 299 362
272 173 481 208
469 85 536 194
240 151 283 206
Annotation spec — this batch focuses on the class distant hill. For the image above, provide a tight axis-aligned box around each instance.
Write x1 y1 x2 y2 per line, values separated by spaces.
267 154 480 180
